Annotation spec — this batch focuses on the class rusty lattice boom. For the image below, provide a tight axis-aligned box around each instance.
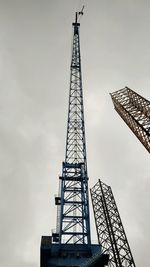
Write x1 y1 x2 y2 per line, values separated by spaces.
110 86 150 153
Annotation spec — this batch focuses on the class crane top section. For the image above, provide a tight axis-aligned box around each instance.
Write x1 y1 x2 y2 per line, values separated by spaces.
72 6 84 31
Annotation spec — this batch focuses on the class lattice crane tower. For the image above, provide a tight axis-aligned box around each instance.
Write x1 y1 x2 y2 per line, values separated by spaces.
40 9 109 267
91 180 136 267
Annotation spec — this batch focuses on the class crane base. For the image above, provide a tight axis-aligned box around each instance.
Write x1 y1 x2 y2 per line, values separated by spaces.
40 236 109 267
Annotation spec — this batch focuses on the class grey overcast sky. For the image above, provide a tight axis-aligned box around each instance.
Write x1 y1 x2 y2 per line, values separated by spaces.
0 0 149 267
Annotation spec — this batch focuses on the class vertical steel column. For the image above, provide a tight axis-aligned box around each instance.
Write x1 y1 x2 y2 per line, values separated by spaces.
90 180 136 267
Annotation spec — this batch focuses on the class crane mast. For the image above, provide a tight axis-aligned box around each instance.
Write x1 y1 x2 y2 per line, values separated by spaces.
40 8 137 267
58 9 91 245
41 9 108 267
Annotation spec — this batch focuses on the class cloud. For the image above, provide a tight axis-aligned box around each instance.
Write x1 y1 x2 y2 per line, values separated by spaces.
0 1 149 266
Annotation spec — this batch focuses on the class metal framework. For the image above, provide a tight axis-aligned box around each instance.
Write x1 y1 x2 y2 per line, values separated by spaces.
56 11 91 245
90 180 136 267
110 86 150 153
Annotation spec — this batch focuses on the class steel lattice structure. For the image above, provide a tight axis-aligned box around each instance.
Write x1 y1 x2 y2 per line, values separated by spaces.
110 86 150 153
90 180 136 267
57 12 91 245
41 10 109 267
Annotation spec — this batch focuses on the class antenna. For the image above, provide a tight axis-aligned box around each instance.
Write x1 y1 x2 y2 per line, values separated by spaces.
79 5 85 16
75 5 85 23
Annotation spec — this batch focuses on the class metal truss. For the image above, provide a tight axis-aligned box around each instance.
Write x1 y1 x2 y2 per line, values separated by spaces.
110 86 150 153
65 21 86 166
90 180 136 267
57 14 91 245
